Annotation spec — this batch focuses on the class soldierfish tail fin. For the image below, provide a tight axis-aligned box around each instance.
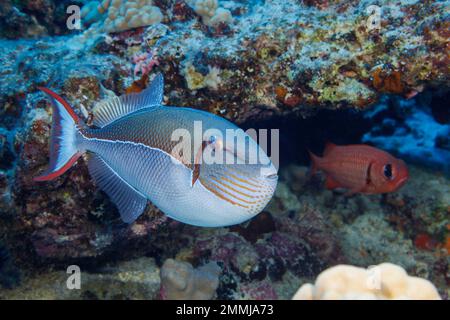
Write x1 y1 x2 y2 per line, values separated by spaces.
307 149 322 176
34 87 85 182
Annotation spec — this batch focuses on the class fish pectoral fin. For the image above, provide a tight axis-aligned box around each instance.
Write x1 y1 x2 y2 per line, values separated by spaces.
325 175 340 190
192 164 200 187
191 140 211 187
87 154 147 224
92 73 165 128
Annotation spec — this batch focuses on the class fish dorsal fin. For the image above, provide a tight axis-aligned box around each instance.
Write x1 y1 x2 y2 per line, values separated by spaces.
323 142 337 157
87 154 148 223
92 73 164 128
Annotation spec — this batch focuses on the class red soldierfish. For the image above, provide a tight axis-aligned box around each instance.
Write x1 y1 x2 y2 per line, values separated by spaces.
309 143 409 195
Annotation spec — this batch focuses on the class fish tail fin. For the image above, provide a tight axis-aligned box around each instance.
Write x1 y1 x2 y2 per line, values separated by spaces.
307 149 322 176
34 87 85 182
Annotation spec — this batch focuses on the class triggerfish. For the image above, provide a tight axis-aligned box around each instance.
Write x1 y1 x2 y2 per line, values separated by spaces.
35 74 278 226
309 143 408 195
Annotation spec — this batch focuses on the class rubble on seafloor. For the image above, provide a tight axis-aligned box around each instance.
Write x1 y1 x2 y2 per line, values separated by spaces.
0 162 448 299
0 0 448 300
0 257 161 299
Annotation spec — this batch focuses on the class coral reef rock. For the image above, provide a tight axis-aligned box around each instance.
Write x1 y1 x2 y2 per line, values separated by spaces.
152 0 449 122
363 94 450 173
293 263 442 300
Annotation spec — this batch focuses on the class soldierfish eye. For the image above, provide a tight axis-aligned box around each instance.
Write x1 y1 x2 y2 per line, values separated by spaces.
383 163 393 180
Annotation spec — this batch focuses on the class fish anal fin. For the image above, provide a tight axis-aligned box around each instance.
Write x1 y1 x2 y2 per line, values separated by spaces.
325 175 341 190
87 154 147 224
93 73 164 128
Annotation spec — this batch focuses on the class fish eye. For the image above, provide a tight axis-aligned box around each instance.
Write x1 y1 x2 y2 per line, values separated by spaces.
207 135 217 153
207 135 223 156
383 164 393 180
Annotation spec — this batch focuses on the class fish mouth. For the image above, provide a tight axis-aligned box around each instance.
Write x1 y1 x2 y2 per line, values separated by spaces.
260 166 278 181
265 173 279 181
396 176 409 188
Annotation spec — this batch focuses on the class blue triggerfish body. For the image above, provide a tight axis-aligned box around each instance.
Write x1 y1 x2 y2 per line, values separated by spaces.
35 74 278 227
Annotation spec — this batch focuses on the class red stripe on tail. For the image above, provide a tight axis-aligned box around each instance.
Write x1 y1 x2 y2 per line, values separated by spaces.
37 87 80 124
34 152 82 181
34 87 84 182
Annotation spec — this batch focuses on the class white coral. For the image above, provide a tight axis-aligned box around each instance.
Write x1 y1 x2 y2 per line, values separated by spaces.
193 0 218 19
81 0 163 33
189 0 233 26
292 263 441 300
160 259 221 300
